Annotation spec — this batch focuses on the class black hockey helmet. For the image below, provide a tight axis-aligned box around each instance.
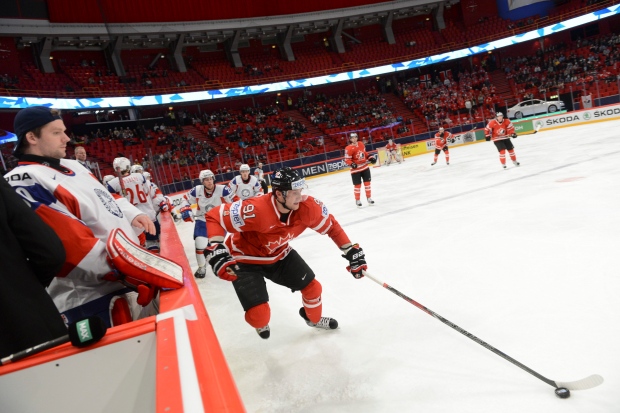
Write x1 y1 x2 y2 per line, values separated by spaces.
271 167 306 193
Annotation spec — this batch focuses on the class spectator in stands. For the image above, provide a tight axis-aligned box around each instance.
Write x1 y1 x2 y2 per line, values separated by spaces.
74 146 93 173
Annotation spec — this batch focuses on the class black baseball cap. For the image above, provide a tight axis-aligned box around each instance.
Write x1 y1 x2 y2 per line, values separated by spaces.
13 106 62 154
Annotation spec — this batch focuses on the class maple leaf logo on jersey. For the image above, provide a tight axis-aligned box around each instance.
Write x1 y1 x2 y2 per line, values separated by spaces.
265 233 294 253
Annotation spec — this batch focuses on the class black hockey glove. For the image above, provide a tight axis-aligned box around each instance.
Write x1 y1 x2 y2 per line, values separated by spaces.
450 138 455 144
341 244 367 279
511 133 517 139
368 155 377 165
485 135 491 142
206 243 238 281
351 162 358 169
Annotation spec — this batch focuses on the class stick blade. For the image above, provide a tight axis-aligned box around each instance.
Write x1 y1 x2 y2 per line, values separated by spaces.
556 374 604 391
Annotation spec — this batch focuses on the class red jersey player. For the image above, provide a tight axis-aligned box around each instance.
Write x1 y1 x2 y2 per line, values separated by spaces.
484 112 520 169
344 133 377 207
431 126 453 166
204 167 368 339
385 139 402 165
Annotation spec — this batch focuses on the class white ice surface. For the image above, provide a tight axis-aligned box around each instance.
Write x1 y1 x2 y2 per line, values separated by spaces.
175 120 620 413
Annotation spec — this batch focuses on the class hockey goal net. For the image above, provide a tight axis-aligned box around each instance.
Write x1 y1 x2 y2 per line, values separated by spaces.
376 143 404 166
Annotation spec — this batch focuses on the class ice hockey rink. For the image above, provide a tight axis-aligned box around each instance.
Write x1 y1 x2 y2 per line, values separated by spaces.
175 119 620 413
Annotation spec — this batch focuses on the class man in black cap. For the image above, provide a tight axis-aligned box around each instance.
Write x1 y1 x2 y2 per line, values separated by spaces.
4 106 159 327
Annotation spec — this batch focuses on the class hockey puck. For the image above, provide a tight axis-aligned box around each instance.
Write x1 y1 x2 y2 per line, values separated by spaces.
555 387 570 399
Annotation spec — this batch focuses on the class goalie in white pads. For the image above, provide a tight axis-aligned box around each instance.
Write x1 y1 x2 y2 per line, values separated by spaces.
179 169 232 278
5 106 181 327
384 139 402 165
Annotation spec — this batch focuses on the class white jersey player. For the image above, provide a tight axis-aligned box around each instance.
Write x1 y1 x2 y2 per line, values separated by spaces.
179 169 232 278
107 157 158 247
140 170 167 213
6 105 163 328
133 166 168 252
103 174 115 186
227 163 262 201
254 162 269 194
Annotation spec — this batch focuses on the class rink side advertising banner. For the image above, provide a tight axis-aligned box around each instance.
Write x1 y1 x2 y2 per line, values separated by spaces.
402 142 428 156
1 5 618 111
513 120 535 134
533 103 620 131
299 159 349 178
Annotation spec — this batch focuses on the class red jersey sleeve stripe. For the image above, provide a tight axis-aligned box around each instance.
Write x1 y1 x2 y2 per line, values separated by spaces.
54 184 82 220
311 215 331 234
36 204 98 278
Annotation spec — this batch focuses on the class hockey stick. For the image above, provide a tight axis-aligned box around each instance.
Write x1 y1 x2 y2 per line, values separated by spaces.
362 270 603 392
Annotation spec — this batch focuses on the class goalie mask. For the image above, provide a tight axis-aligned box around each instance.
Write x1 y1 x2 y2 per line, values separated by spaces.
112 157 131 174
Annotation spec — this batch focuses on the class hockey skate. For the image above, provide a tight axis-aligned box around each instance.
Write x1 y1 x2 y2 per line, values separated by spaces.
431 162 436 166
194 266 206 279
502 164 507 169
299 307 338 330
367 198 375 205
446 162 450 165
256 325 270 339
513 161 520 166
356 200 363 208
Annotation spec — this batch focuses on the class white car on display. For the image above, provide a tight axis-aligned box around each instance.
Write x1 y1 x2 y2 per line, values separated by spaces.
507 99 566 119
